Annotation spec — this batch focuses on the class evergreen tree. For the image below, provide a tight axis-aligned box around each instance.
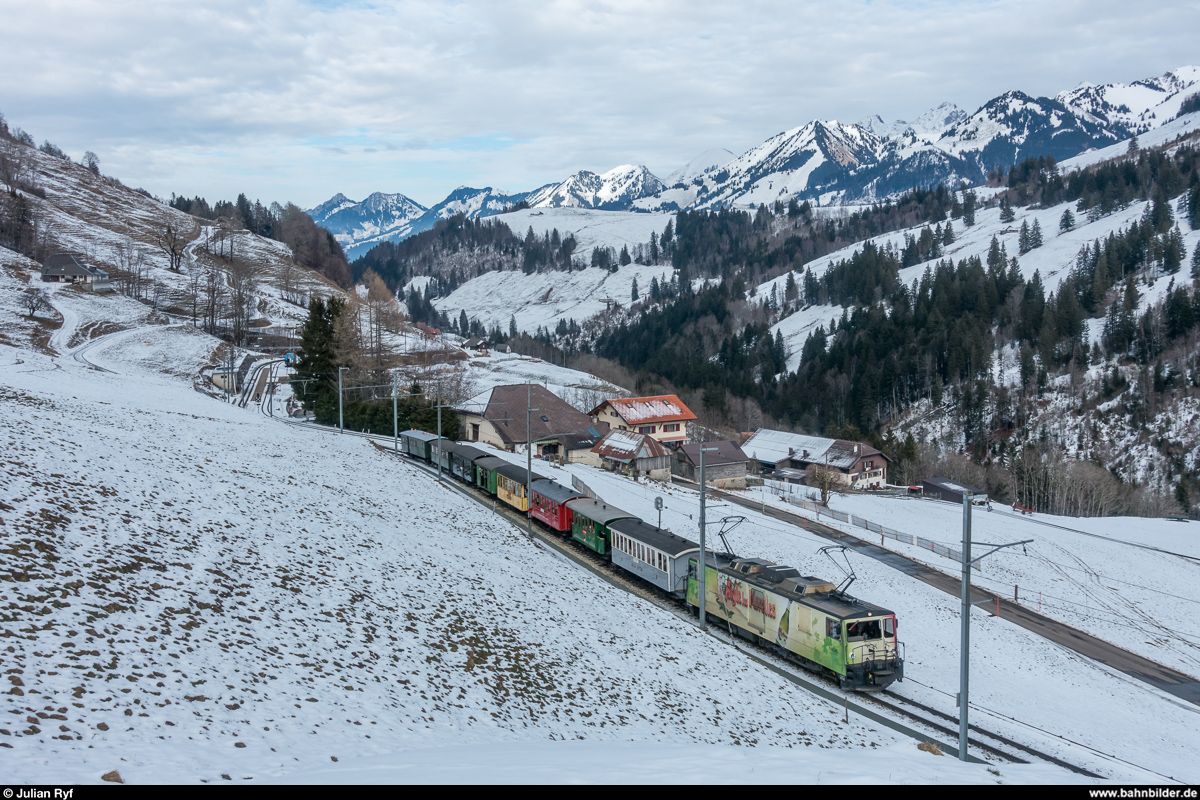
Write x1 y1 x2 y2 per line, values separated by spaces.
459 309 469 335
1192 244 1200 282
1018 220 1031 254
1127 134 1139 156
942 221 955 245
785 271 798 301
620 244 632 266
650 275 660 301
508 314 518 339
1163 228 1185 273
1030 218 1044 249
631 276 639 303
294 296 345 417
999 195 1016 223
962 190 977 226
1059 208 1075 232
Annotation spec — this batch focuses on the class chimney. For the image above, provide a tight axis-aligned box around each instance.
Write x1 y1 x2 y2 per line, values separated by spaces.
789 447 795 456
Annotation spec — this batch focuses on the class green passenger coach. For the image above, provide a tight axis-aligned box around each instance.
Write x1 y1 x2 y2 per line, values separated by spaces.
564 497 636 556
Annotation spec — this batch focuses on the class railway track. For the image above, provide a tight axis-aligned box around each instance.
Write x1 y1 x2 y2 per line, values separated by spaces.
253 405 1117 773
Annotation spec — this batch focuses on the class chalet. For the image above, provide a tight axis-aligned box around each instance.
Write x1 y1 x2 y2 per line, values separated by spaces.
456 383 607 456
591 429 671 481
588 395 696 445
741 428 889 490
463 338 487 352
415 323 441 338
671 441 751 489
41 254 111 292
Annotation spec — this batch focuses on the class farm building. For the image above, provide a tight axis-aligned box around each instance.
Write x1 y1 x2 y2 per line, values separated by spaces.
41 254 111 292
588 395 695 445
672 441 751 489
591 429 672 481
456 384 607 455
740 429 889 490
922 477 985 505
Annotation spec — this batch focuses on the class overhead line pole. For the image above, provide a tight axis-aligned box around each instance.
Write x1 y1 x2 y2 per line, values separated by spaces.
338 366 348 433
697 443 718 630
958 490 1033 762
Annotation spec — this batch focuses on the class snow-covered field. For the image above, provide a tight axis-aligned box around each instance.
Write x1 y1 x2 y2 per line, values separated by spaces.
1 289 1084 785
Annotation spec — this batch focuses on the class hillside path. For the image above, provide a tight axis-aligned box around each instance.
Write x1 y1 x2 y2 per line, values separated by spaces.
677 478 1200 706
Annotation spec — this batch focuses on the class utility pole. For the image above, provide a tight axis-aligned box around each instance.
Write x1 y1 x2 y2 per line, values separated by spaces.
338 366 348 433
392 371 398 453
697 444 718 630
958 491 1032 762
525 382 538 538
435 381 443 483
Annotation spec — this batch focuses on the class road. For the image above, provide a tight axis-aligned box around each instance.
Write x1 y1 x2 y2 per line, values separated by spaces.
680 478 1200 706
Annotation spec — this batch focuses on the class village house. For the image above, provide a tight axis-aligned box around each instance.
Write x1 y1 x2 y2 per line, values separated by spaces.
456 383 607 456
41 254 111 292
741 429 889 490
671 441 751 489
588 394 696 446
591 429 672 481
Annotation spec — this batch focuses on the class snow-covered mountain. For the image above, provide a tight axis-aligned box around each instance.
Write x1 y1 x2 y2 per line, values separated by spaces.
1056 66 1200 134
307 191 428 255
315 186 532 260
935 91 1124 173
314 65 1200 251
526 164 665 210
858 102 967 141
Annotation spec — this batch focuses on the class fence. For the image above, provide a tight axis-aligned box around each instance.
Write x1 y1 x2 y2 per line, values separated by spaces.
764 483 978 570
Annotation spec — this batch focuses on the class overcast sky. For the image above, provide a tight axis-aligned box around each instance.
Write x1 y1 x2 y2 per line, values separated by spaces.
2 0 1197 209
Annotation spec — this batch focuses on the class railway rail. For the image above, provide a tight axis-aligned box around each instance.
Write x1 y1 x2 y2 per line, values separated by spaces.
250 393 1129 776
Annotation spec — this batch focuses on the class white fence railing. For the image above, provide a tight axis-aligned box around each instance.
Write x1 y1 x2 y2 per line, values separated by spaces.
763 483 978 570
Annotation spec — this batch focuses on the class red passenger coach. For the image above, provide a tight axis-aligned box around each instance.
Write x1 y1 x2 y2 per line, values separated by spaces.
530 479 584 532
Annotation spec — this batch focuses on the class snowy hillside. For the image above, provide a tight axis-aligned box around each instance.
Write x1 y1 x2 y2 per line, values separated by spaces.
764 184 1199 372
0 280 1082 786
431 259 674 334
1057 67 1200 135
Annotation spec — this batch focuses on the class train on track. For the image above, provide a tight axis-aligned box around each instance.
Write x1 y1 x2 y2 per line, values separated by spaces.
398 429 905 692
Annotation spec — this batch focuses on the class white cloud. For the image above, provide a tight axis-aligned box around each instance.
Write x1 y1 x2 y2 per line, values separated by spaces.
2 0 1197 208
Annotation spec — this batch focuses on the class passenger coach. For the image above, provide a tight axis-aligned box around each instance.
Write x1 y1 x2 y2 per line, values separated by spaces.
529 480 583 532
609 519 698 596
565 498 636 556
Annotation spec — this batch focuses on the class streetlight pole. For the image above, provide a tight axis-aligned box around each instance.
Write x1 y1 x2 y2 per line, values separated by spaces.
697 444 718 630
958 491 1032 762
338 366 348 433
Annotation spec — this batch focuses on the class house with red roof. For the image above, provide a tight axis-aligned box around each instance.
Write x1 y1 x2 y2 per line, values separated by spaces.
588 395 696 445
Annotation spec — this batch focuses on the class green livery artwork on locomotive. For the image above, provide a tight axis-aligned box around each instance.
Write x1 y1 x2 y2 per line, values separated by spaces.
687 558 903 691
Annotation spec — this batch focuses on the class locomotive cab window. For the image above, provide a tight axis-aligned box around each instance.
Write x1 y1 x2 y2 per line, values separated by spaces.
826 619 840 640
846 620 882 641
884 618 895 638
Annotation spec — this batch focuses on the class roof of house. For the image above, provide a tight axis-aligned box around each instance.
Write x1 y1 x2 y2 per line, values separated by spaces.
536 428 608 451
590 395 697 425
923 476 982 495
677 440 749 466
741 429 886 471
458 384 599 447
42 254 107 279
591 429 669 463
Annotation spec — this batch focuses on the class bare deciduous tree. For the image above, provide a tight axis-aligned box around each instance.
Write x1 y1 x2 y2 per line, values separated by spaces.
22 287 47 317
155 212 193 271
